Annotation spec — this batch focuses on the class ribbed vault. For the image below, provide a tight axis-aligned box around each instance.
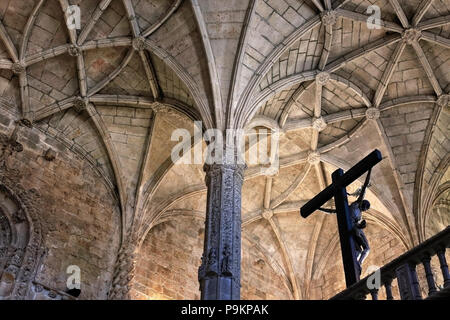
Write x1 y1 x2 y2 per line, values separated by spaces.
0 0 448 300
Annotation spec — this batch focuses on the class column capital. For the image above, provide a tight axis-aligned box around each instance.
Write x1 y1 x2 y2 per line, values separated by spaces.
203 162 246 189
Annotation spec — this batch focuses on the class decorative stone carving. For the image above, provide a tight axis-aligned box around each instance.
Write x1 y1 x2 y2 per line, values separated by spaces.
28 282 75 300
73 97 89 113
68 45 81 57
198 162 246 300
108 234 139 300
0 247 7 259
12 208 26 224
307 151 321 165
44 149 56 162
0 132 24 170
0 213 12 248
321 10 337 26
10 248 25 266
402 28 422 44
152 103 188 122
365 107 381 120
18 119 32 128
132 36 146 51
221 245 232 276
254 258 266 268
0 180 45 300
312 117 327 132
437 94 449 108
0 272 15 297
316 72 330 85
11 62 25 75
262 209 273 220
152 103 169 114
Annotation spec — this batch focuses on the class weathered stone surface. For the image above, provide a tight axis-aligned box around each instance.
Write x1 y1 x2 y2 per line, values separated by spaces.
0 113 120 300
0 0 448 302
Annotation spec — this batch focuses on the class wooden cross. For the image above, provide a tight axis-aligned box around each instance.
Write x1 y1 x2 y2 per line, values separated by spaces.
300 150 383 288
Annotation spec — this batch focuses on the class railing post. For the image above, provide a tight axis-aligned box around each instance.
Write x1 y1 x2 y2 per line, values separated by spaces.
437 249 450 288
330 228 450 301
370 289 379 300
421 255 437 296
410 264 423 300
395 263 422 300
385 279 394 300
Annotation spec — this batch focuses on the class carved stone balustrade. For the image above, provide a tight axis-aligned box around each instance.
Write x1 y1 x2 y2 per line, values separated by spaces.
331 227 450 300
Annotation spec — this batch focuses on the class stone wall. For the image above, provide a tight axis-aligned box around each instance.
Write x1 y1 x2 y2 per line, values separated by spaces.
0 109 121 300
241 239 292 300
131 217 203 300
131 216 291 300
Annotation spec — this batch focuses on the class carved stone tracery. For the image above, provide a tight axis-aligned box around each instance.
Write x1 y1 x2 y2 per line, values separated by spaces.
0 179 45 300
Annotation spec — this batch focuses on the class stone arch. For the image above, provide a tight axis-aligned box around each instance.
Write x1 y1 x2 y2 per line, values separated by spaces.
0 180 44 300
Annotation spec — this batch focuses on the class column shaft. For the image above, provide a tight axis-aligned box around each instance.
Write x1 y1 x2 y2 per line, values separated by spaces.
198 163 245 300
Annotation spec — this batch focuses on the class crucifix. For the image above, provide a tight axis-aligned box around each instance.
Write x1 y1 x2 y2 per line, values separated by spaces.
300 150 382 288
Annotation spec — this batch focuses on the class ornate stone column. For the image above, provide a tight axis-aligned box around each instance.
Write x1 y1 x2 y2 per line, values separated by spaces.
108 238 138 300
198 162 245 300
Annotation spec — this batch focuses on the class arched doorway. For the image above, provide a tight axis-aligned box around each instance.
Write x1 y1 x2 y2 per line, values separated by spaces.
0 183 44 299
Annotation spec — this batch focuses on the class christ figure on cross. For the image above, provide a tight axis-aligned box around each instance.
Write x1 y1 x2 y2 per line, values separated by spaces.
318 169 372 276
300 150 382 287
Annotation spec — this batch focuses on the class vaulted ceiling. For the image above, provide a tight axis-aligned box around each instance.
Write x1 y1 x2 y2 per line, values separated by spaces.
0 0 449 300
